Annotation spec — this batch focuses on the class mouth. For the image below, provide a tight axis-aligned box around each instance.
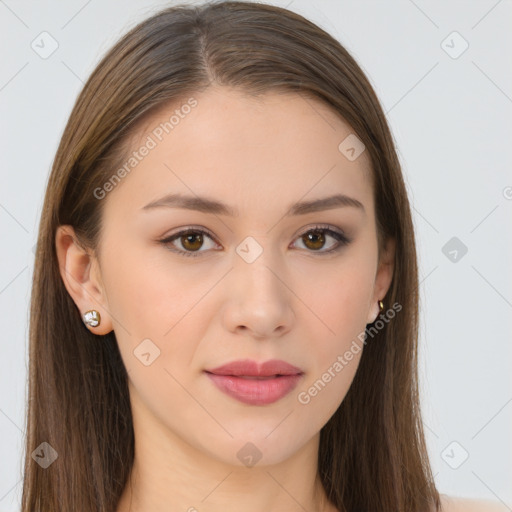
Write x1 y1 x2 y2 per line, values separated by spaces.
203 359 304 405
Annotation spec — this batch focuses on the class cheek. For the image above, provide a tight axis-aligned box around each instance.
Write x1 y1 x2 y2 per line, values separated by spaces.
296 304 365 422
304 259 374 344
102 243 204 332
294 262 372 409
102 244 216 379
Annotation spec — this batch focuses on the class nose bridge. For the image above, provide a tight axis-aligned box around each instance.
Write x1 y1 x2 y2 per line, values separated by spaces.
234 235 284 300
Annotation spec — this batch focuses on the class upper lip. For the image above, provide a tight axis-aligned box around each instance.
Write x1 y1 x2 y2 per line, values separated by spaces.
205 359 303 377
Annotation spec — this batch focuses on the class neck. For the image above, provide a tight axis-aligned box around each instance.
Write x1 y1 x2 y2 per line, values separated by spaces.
116 430 337 512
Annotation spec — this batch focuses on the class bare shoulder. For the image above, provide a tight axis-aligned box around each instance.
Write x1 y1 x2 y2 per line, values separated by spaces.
439 494 509 512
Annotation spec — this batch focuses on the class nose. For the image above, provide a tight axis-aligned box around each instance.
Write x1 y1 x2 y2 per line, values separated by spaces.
221 246 295 340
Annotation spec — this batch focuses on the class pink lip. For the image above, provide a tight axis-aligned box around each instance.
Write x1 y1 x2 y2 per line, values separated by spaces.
204 359 304 405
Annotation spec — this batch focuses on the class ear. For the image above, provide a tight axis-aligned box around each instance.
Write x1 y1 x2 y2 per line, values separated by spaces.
55 225 113 335
367 237 396 324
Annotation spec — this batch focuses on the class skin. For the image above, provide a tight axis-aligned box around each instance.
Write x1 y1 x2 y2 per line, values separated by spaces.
56 85 397 512
439 495 509 512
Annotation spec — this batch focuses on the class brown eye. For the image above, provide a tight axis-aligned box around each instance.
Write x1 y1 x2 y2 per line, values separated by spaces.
159 228 218 257
180 232 204 252
293 226 350 254
302 230 326 251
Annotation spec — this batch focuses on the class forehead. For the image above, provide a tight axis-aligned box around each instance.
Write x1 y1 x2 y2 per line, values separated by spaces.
104 86 374 219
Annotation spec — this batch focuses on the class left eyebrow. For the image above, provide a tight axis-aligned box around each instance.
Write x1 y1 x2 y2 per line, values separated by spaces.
141 192 365 217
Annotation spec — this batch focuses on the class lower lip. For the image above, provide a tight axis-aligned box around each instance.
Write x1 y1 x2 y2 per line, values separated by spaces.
205 372 303 405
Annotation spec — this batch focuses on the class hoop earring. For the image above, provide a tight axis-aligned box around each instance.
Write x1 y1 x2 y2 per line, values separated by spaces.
83 310 101 328
378 300 384 312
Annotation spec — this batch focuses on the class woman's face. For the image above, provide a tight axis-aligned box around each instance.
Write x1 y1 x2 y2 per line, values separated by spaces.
84 86 394 466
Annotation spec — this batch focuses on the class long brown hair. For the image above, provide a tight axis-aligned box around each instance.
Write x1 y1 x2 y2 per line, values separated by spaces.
22 2 440 511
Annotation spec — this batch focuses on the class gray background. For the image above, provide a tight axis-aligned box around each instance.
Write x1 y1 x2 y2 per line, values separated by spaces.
1 0 511 510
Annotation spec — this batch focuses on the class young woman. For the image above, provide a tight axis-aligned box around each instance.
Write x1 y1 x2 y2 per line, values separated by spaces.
21 2 504 511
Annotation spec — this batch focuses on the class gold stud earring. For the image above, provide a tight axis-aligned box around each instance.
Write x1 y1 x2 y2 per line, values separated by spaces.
82 310 101 328
378 300 384 312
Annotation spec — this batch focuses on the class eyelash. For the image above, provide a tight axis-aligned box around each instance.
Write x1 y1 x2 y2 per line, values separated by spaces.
158 224 352 258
